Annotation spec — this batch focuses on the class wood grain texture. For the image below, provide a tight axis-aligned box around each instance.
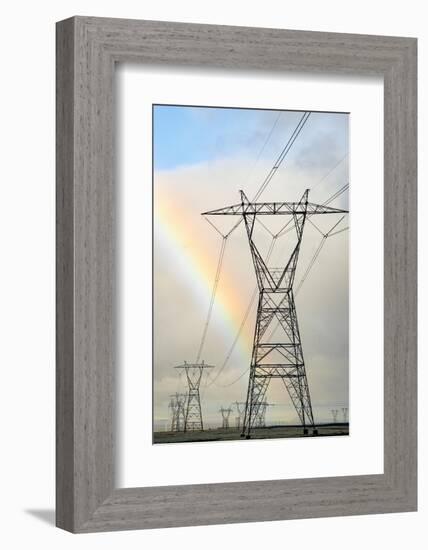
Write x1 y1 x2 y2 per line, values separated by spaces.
56 16 417 533
56 18 75 532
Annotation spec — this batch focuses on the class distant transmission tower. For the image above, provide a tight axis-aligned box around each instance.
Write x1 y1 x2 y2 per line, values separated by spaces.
168 397 178 432
174 361 214 431
219 406 233 429
168 392 187 432
234 401 246 429
203 190 347 438
342 407 348 422
331 409 339 423
255 400 274 428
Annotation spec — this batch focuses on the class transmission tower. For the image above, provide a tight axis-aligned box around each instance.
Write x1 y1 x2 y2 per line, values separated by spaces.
342 407 348 422
234 401 246 429
168 392 187 432
255 399 274 428
174 361 214 431
331 409 339 423
168 397 178 432
203 189 348 438
219 406 233 429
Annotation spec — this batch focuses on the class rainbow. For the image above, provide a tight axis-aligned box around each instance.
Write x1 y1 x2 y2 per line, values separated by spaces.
154 182 254 362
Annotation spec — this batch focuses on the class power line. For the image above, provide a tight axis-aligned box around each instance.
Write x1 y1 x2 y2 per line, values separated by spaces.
323 183 349 207
306 217 325 237
222 111 312 238
198 139 346 367
256 216 276 237
325 215 346 236
195 236 228 363
215 366 250 388
268 214 348 342
194 113 287 364
253 111 311 201
293 215 346 295
311 152 348 193
204 215 227 238
199 113 349 392
241 111 282 189
295 237 327 294
203 236 277 389
274 181 347 241
329 226 349 238
201 113 312 385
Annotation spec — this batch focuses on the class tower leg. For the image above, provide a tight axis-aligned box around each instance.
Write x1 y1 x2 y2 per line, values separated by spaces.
184 388 203 431
242 288 316 438
241 374 270 438
282 367 315 431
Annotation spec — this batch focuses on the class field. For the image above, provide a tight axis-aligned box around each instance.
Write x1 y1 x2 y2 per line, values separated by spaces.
153 423 349 444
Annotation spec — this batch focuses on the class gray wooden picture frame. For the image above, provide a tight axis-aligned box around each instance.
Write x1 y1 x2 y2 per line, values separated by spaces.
56 16 417 533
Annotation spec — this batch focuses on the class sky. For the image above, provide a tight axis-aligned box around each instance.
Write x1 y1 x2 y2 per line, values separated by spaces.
153 105 349 432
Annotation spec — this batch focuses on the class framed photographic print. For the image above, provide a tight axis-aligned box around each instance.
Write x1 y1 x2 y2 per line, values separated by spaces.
150 104 350 446
56 17 417 532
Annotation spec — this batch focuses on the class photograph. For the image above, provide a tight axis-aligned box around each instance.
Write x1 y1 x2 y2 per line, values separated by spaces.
152 104 350 444
0 2 418 543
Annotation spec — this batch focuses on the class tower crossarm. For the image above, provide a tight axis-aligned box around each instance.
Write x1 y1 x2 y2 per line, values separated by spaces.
202 201 348 216
174 362 215 369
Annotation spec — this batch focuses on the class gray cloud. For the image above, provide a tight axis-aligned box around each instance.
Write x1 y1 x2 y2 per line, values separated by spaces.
153 148 349 430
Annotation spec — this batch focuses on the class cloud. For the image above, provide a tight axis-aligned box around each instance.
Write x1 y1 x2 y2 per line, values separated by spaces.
153 153 349 429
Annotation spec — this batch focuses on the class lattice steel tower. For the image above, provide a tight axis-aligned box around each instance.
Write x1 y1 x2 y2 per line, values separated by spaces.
203 190 348 438
219 406 233 429
255 399 274 428
234 401 246 430
168 392 187 432
174 361 213 431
